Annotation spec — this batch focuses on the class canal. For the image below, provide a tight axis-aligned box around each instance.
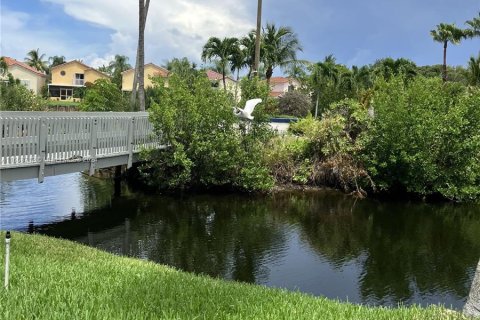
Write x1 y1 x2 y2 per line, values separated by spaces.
1 173 479 310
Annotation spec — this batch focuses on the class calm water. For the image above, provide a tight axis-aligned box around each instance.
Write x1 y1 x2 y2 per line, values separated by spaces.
1 173 479 310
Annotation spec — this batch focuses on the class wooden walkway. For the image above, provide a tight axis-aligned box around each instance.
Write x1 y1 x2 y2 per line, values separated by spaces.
0 112 163 182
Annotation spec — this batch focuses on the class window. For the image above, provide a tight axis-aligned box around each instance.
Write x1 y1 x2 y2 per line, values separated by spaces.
60 70 66 76
74 73 84 86
20 80 31 89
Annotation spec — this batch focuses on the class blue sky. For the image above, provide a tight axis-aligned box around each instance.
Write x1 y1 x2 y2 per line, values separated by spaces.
1 0 479 74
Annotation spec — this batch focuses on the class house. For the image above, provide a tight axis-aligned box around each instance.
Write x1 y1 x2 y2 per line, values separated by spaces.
49 60 110 101
121 63 170 91
1 57 46 95
269 77 300 98
205 70 239 101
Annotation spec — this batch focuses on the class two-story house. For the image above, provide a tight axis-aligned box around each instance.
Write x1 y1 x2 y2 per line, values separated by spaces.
49 60 110 101
121 63 170 91
205 70 239 101
1 57 46 95
269 77 300 98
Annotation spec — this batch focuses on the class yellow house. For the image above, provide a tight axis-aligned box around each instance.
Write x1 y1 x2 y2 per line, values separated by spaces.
206 70 240 101
121 63 170 91
49 60 110 101
1 57 46 95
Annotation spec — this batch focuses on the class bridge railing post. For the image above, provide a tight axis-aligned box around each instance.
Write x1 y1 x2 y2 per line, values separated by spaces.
38 118 47 183
127 117 135 168
89 118 98 175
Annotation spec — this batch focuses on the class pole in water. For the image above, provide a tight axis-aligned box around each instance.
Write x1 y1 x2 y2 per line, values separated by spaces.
4 231 11 290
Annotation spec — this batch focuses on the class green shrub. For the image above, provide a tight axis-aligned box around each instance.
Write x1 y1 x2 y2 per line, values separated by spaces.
0 82 46 111
141 74 273 192
80 79 128 112
362 76 480 200
277 91 312 117
239 77 276 117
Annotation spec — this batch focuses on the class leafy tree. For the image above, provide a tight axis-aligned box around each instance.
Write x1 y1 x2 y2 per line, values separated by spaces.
362 76 480 200
201 37 239 91
430 23 465 82
141 74 273 191
239 76 273 116
25 49 48 73
277 91 312 117
371 58 417 81
262 24 302 85
0 82 46 111
0 56 8 77
80 79 128 112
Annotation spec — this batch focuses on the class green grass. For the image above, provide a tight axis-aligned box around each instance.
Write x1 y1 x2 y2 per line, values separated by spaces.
47 100 80 107
0 232 467 319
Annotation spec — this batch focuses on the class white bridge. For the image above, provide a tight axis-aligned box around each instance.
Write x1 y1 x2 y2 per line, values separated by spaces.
0 112 163 182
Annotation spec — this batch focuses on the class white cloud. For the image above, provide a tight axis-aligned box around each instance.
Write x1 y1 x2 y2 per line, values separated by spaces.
40 0 255 66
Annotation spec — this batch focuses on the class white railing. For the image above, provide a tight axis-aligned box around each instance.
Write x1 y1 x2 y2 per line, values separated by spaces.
73 79 85 86
1 112 162 182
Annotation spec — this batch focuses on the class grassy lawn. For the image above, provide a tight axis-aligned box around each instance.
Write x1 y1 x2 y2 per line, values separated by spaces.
0 232 466 319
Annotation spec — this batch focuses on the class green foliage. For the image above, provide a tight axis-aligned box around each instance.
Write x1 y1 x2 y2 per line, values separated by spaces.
79 79 128 112
239 76 275 117
0 82 46 111
277 91 312 117
363 76 480 200
142 74 273 192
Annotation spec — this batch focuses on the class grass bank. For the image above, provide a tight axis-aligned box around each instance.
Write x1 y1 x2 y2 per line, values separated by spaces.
0 232 465 319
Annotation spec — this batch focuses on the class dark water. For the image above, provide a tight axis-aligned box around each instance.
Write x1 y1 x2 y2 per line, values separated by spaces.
1 173 479 310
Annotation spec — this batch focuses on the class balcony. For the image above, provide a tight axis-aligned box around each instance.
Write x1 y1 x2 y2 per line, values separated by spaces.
73 79 85 86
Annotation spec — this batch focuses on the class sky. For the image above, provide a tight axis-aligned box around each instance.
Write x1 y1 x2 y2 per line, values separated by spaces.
1 0 479 75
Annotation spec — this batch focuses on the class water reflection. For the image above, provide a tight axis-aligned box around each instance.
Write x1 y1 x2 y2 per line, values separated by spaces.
1 175 479 309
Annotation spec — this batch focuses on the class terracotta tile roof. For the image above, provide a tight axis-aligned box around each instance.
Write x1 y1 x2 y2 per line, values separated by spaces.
3 56 46 77
206 70 235 82
269 91 284 98
269 77 289 84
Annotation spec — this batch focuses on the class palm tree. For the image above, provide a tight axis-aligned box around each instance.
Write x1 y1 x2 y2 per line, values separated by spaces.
48 55 66 68
201 37 239 91
131 0 150 111
262 23 302 85
467 53 480 86
430 23 465 82
241 31 258 78
309 55 339 118
109 55 131 88
25 49 48 73
254 0 263 76
229 44 247 101
465 12 480 38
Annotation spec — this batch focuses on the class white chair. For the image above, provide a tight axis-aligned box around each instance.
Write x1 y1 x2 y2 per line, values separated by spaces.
234 98 262 120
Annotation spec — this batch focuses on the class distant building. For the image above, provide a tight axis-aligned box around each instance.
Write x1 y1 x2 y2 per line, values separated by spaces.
121 63 170 91
49 60 110 101
205 70 239 101
1 57 47 95
269 77 300 98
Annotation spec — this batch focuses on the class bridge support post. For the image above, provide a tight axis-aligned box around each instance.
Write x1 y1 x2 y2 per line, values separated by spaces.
89 118 98 175
114 165 122 196
38 118 47 183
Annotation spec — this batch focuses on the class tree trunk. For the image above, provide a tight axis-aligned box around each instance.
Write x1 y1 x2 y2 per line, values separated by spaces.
266 66 273 86
132 0 150 111
464 259 480 317
253 0 262 77
234 68 240 102
443 41 448 82
314 92 319 118
222 69 227 92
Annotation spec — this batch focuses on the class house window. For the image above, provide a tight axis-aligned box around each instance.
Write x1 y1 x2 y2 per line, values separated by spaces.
60 70 66 76
60 88 73 100
20 80 31 89
74 73 84 86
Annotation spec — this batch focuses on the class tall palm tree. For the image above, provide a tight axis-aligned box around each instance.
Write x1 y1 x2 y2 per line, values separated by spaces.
430 23 465 82
467 53 480 86
309 55 339 118
109 55 131 88
465 12 480 38
201 37 239 91
241 31 258 78
25 49 48 73
131 0 150 111
254 0 263 76
229 43 247 101
262 23 302 85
